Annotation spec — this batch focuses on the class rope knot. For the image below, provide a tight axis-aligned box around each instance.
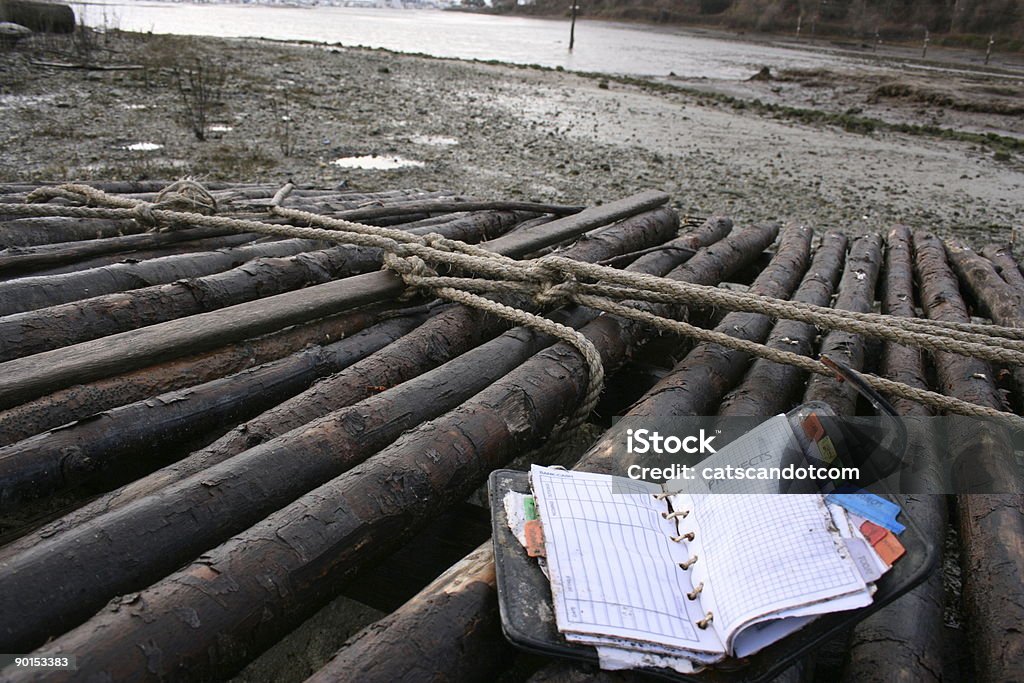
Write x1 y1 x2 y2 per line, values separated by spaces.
535 278 578 307
132 203 158 227
152 179 218 215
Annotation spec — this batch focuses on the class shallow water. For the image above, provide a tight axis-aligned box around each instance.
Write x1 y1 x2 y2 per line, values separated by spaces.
332 155 424 170
72 1 899 80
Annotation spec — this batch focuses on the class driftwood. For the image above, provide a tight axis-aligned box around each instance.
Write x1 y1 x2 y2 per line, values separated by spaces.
0 237 327 316
0 310 433 509
0 309 384 447
0 219 754 680
718 232 847 416
801 233 884 415
913 230 1024 683
328 199 582 221
0 190 670 410
0 211 531 361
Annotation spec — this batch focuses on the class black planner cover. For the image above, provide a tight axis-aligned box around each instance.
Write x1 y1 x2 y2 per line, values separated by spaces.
488 469 940 683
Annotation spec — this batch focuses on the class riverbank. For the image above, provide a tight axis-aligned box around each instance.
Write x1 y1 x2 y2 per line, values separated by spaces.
1 29 1022 243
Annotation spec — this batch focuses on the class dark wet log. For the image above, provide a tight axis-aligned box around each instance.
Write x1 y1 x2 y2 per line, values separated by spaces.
0 209 683 569
329 199 583 221
0 310 382 447
305 543 510 683
719 232 847 417
0 226 259 275
0 217 745 679
801 233 884 415
0 211 530 361
0 0 74 33
946 241 1024 324
913 230 1024 683
0 237 329 317
613 224 809 418
0 217 147 248
841 225 946 683
981 242 1024 293
0 190 672 410
0 310 432 509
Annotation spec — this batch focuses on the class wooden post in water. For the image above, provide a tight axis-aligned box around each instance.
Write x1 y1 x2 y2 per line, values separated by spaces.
569 1 578 51
922 29 930 58
985 35 994 65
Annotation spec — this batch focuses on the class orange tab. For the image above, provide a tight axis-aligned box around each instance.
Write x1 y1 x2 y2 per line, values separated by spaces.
524 520 546 558
859 520 888 545
802 413 825 441
873 532 906 566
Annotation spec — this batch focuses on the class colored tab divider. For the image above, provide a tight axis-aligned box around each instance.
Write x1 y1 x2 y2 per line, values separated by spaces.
826 492 905 534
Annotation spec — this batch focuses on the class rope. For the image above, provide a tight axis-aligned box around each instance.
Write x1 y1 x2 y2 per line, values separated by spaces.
5 181 1024 433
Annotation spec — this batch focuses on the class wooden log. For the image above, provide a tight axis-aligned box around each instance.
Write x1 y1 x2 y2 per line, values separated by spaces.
0 209 687 559
0 218 751 680
0 211 530 361
0 237 330 317
0 226 260 275
304 543 511 683
0 217 146 248
801 233 884 415
913 230 1024 683
0 191 670 410
718 232 847 417
0 310 384 447
328 199 583 221
841 226 946 683
0 310 433 509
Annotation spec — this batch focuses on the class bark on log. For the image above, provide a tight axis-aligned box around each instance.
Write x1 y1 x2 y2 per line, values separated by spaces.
718 232 847 417
0 310 383 447
913 229 1024 683
304 543 510 683
0 226 257 275
981 242 1024 294
328 199 583 221
0 190 671 410
0 237 328 316
0 211 530 361
0 209 684 560
0 310 433 509
840 225 946 683
801 233 884 415
0 217 146 248
0 217 748 680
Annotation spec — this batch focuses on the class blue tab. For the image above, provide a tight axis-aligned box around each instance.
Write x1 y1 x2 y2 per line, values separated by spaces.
826 492 905 535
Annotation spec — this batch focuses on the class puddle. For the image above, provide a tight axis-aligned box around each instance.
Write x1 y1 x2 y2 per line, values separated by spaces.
332 155 424 170
410 134 458 146
123 142 164 152
209 124 234 132
122 104 148 110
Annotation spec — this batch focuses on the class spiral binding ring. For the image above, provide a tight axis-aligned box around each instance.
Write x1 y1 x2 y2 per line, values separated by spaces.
678 555 698 570
662 510 689 520
697 612 714 629
671 531 695 543
687 582 704 600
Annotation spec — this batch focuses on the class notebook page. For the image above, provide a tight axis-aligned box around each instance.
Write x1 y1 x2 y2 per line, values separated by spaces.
683 493 868 652
530 465 726 655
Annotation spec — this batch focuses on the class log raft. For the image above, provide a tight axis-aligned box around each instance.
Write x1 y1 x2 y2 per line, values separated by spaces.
0 182 1018 683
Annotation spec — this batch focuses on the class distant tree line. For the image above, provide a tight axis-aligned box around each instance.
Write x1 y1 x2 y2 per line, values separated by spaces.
495 0 1023 48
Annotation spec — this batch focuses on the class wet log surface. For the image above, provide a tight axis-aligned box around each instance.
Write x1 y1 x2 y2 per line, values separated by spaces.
0 210 531 361
0 218 748 680
841 225 946 683
801 233 884 415
0 217 147 248
718 231 847 417
914 230 1024 683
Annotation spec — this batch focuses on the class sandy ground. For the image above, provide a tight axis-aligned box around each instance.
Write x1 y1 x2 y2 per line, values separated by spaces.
1 30 1022 245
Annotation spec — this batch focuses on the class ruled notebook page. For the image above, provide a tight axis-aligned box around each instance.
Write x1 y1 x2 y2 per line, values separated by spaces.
530 465 725 655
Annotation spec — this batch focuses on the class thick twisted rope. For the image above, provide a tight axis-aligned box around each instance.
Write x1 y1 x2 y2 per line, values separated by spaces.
5 182 1024 432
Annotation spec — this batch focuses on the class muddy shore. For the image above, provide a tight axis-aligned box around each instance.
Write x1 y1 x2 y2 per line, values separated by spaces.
1 29 1022 243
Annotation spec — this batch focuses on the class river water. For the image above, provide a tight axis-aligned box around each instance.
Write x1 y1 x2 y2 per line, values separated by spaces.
71 1 894 80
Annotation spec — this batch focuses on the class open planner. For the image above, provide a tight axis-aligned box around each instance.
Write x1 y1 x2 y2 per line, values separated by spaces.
525 459 891 672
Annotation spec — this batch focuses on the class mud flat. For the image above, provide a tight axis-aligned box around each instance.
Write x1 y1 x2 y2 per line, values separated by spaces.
0 29 1022 242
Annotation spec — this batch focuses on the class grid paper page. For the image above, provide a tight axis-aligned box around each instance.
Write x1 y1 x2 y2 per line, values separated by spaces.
531 465 725 654
687 492 869 650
